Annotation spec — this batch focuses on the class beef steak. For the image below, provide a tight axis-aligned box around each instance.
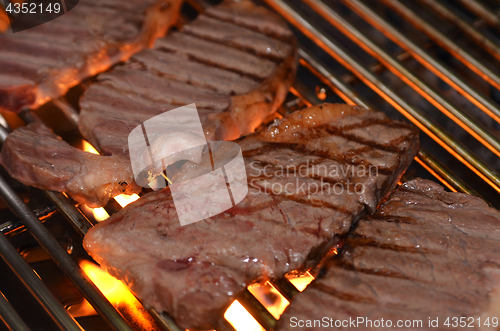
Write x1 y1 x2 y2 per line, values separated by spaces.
0 1 298 207
83 103 419 329
0 123 139 205
277 178 500 331
78 0 298 157
0 0 183 113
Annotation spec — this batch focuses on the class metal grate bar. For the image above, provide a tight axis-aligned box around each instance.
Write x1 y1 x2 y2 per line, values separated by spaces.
297 47 477 195
44 191 95 237
6 107 199 331
418 0 500 64
380 0 500 91
270 278 300 302
239 289 277 330
0 166 134 331
339 0 500 125
217 319 238 331
414 148 479 196
298 48 370 108
0 1 496 330
0 290 31 331
0 224 82 331
148 309 183 331
0 118 140 331
306 0 500 159
262 0 500 194
456 0 500 29
51 99 80 128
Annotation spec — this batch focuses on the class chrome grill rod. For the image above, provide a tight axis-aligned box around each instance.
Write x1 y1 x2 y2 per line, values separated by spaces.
65 1 485 326
12 106 235 331
262 0 500 194
298 48 478 196
0 125 134 331
380 0 500 92
0 218 83 331
305 0 500 160
418 0 500 64
0 285 40 331
456 0 500 29
1 112 177 331
0 1 490 330
338 0 500 126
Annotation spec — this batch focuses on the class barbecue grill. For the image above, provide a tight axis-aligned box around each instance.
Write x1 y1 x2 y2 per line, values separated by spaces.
1 0 500 330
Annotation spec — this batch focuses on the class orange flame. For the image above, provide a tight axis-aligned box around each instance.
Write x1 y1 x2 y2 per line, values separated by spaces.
79 261 157 330
82 140 99 155
79 138 313 328
81 141 110 220
224 300 265 331
92 207 110 222
286 272 315 292
248 282 289 319
114 194 140 208
225 272 314 328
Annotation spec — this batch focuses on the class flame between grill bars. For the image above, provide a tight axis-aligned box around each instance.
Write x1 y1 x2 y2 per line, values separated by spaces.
1 0 500 330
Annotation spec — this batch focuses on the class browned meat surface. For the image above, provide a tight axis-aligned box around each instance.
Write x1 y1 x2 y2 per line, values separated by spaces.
0 0 183 113
0 0 297 207
78 0 298 157
0 123 139 207
83 104 419 329
277 178 500 331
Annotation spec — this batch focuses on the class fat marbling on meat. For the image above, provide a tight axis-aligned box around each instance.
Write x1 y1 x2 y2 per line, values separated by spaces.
0 0 298 207
0 0 183 112
83 103 420 329
277 178 500 331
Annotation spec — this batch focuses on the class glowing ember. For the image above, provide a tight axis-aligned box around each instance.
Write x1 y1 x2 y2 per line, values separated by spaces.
81 261 136 305
286 272 315 292
114 194 140 208
224 300 265 331
79 261 157 330
92 207 109 222
67 299 95 317
248 282 289 319
79 139 307 328
82 140 99 154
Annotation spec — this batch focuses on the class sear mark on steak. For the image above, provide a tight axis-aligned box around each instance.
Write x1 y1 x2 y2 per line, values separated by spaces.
78 0 298 157
0 0 298 207
276 178 500 331
83 103 419 329
0 0 183 113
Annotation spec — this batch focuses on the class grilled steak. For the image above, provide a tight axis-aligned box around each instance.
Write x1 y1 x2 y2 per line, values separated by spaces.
83 104 419 329
78 0 298 156
0 0 183 113
0 0 297 207
277 178 500 331
0 123 139 205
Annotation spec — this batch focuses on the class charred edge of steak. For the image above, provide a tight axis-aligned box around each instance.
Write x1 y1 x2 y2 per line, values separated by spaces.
0 0 183 113
83 104 420 329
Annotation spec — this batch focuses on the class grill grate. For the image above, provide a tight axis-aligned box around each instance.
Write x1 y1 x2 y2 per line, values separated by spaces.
1 0 500 330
